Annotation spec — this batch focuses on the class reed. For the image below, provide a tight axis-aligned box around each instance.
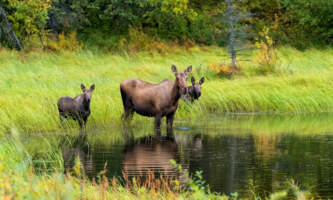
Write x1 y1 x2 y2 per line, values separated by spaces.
0 46 333 133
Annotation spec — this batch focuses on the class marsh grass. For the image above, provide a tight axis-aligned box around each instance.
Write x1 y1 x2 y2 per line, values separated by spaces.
1 47 333 133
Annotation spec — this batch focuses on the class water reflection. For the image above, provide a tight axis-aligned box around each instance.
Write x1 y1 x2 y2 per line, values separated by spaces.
123 133 180 177
61 133 95 175
188 134 258 194
58 114 333 199
61 128 203 180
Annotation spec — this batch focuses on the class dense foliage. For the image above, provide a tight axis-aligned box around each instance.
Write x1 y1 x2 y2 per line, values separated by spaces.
0 0 332 49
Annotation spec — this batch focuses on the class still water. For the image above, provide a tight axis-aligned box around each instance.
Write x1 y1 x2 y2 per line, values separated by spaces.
39 114 333 198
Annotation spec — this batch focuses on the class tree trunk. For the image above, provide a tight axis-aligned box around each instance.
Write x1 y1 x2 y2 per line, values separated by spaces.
0 6 22 51
226 0 236 66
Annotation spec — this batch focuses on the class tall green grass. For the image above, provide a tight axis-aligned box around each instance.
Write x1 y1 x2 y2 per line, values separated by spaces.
0 46 333 133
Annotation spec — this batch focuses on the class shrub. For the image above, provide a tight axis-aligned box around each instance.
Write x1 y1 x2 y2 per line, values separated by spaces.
254 27 277 75
209 61 233 78
45 32 82 52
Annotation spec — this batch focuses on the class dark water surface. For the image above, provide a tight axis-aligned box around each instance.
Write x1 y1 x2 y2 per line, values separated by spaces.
45 114 333 198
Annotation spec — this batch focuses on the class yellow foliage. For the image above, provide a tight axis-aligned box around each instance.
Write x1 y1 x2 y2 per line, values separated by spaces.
73 156 83 178
217 65 232 75
160 0 197 19
209 62 216 70
46 32 82 52
271 13 279 30
255 27 277 74
118 37 128 50
209 62 233 76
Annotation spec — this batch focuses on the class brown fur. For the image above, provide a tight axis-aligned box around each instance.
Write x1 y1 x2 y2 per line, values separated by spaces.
183 76 205 103
120 65 192 132
57 84 95 128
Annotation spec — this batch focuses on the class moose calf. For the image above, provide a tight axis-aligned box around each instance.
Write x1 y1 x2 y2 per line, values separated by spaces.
57 84 95 128
183 76 204 103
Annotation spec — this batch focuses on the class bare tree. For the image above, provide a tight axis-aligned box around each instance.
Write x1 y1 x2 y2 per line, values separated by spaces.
225 0 253 68
0 6 22 50
226 0 236 66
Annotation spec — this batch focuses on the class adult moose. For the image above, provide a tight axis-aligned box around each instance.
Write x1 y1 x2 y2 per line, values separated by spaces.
57 84 95 128
120 65 192 132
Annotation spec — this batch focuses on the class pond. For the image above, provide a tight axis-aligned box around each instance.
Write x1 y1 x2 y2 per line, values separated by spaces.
28 114 333 198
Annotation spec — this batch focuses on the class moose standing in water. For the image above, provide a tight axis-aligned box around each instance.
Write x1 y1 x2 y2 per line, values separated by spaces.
57 84 95 128
183 76 205 103
120 65 192 132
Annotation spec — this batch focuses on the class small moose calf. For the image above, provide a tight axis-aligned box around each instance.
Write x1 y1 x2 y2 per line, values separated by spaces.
57 84 95 128
183 77 204 103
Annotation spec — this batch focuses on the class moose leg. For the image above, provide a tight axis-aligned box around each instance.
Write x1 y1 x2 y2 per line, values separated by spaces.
122 108 134 121
154 114 162 135
78 118 84 128
58 109 66 127
59 114 64 122
166 112 175 135
59 115 65 127
75 113 84 129
120 88 134 121
83 116 88 126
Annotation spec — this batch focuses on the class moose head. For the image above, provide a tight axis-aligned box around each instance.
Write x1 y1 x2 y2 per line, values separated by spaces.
190 77 204 100
81 84 95 103
171 65 192 95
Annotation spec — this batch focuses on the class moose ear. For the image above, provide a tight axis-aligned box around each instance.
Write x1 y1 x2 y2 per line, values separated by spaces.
199 77 205 85
171 65 177 73
184 65 192 75
90 84 95 91
191 77 195 85
81 84 86 92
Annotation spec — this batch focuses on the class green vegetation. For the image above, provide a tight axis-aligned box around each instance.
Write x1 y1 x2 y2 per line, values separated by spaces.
1 46 333 133
1 0 332 49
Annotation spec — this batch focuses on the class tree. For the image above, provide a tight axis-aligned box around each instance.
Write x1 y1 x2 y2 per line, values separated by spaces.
0 6 22 50
225 0 253 67
226 0 236 66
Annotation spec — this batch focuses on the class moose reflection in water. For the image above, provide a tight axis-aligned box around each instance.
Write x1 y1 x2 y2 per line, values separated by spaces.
59 129 266 196
61 133 95 175
122 131 184 178
61 128 202 182
120 65 192 133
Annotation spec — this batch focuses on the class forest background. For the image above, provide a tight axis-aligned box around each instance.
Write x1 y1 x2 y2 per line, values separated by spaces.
1 0 332 51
